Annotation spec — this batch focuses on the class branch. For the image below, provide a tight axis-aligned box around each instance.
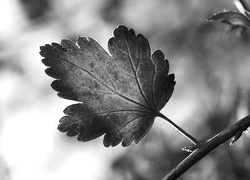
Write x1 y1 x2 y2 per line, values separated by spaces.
162 114 250 180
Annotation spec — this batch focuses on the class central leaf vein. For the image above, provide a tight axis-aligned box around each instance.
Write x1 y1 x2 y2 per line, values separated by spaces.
120 34 153 111
66 109 153 126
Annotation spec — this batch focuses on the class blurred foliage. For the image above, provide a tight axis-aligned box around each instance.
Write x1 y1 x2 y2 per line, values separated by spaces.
0 154 10 180
19 0 51 22
100 0 124 23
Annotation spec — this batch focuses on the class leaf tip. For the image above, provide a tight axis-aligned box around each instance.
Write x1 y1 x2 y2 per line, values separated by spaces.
39 46 47 57
116 24 128 31
121 140 132 147
152 50 165 60
114 25 138 38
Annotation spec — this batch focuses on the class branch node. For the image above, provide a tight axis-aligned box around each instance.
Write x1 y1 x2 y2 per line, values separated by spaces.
182 142 201 152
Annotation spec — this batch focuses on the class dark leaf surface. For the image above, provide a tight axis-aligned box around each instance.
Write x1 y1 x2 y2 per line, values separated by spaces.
40 25 175 147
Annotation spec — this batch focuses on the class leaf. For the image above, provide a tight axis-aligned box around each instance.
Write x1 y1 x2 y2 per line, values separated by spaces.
40 25 175 147
206 0 250 31
206 10 250 28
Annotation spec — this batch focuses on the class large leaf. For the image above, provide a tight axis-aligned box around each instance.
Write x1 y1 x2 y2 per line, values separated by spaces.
40 25 175 147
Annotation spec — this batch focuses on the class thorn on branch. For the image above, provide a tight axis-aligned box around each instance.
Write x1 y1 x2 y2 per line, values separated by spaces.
230 121 249 145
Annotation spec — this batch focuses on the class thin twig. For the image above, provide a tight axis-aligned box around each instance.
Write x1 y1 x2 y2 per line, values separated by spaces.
157 113 200 145
162 114 250 180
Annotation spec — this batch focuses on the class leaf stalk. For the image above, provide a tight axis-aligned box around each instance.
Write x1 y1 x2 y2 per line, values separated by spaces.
157 113 200 145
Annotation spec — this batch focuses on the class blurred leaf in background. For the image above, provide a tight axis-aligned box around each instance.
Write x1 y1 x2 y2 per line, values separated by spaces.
19 0 51 22
206 0 250 37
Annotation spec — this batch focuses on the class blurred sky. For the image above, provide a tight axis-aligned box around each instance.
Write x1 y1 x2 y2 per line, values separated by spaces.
1 0 250 180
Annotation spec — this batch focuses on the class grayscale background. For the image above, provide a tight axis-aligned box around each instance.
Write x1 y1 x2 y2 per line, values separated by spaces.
1 0 250 180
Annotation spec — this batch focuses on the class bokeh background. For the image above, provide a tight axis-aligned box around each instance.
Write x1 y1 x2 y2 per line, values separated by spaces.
1 0 250 179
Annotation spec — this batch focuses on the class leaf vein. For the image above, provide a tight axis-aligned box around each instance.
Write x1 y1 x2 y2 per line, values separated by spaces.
120 34 153 111
110 42 136 78
152 67 156 109
117 114 155 134
64 109 152 127
51 52 116 93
